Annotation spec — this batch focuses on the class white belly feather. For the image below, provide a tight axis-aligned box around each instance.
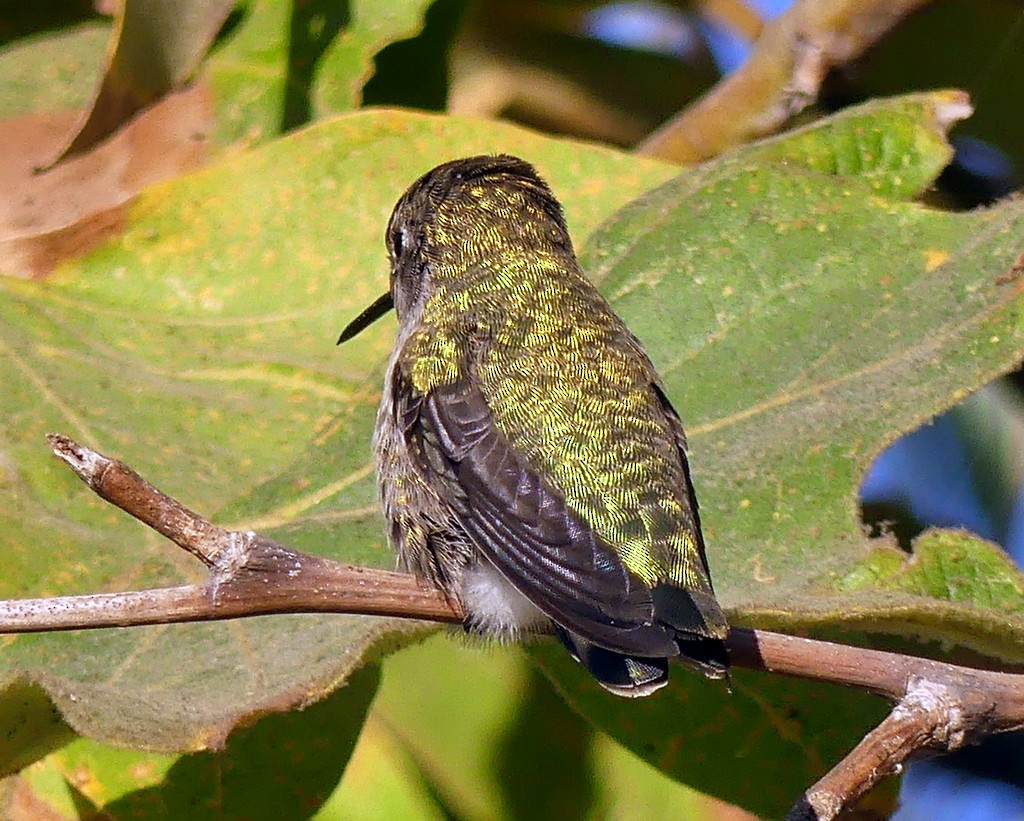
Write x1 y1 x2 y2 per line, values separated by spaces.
460 560 548 640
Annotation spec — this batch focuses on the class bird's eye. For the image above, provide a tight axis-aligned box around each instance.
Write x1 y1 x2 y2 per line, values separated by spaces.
391 228 404 258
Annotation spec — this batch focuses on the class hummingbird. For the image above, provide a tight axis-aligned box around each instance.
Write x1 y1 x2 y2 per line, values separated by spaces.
338 155 728 696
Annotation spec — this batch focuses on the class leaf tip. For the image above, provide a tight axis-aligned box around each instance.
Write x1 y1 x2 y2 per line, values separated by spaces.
931 90 973 134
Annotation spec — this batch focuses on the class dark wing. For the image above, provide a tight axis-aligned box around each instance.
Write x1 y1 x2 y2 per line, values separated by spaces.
403 374 678 657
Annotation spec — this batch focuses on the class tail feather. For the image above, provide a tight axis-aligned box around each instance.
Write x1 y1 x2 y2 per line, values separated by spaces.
652 583 729 640
674 635 730 680
554 621 729 697
555 626 670 697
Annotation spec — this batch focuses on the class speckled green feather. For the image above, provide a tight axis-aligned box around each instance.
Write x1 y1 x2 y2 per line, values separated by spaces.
401 165 710 597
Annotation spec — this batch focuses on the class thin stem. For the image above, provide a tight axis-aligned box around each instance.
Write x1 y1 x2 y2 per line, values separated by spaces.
637 0 936 163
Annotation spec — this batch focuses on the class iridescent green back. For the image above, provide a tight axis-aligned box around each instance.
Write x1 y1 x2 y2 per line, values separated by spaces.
400 164 712 596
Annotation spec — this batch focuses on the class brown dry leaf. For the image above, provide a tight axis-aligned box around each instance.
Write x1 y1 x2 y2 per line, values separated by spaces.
0 82 212 279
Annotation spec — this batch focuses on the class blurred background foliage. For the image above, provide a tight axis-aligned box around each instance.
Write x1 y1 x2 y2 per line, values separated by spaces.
2 1 1024 819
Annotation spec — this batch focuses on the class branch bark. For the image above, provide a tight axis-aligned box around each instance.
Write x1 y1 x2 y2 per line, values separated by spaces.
729 630 1024 819
2 434 1024 820
637 0 937 163
2 433 462 631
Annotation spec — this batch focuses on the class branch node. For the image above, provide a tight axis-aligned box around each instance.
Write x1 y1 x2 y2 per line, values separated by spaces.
801 789 841 821
899 676 966 750
212 530 253 579
787 35 826 109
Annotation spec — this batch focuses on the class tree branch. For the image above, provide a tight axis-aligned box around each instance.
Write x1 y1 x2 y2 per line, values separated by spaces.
4 433 462 631
2 434 1024 819
730 629 1024 818
788 678 977 820
637 0 936 163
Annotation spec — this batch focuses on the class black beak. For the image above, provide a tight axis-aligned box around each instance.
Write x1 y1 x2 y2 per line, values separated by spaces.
336 292 395 345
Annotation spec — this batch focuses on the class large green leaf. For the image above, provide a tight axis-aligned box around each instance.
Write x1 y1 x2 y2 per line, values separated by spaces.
4 91 1024 817
0 1 436 151
53 0 235 160
527 91 1024 817
0 109 674 758
312 1 436 114
322 635 719 821
589 92 1024 648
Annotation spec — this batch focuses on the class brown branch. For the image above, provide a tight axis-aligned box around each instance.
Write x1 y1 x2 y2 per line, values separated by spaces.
637 0 937 163
730 629 1024 819
4 434 462 631
2 435 1024 819
787 678 974 820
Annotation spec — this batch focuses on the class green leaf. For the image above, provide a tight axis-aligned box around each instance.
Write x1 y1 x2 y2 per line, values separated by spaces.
0 109 674 757
312 0 436 115
533 642 890 819
368 636 536 821
208 0 436 147
0 682 75 776
54 0 235 160
330 635 719 821
314 713 452 821
529 90 1024 816
838 529 1024 626
586 90 1024 649
14 663 378 819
